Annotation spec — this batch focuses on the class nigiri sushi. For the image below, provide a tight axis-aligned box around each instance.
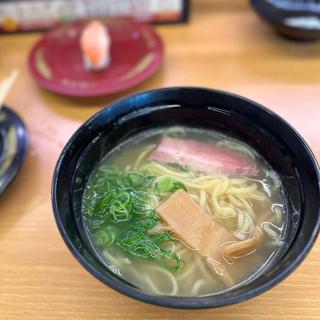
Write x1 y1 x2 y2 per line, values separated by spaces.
80 20 111 71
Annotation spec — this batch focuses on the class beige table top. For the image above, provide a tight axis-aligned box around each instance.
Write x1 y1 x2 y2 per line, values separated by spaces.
1 1 320 319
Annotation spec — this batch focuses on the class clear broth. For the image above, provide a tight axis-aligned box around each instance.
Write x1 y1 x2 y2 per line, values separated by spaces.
82 127 288 297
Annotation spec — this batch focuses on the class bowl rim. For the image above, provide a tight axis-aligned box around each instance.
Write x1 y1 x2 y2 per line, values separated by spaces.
52 86 320 309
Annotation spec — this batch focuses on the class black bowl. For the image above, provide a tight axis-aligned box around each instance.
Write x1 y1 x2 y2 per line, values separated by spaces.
251 0 320 41
0 105 28 194
52 87 320 309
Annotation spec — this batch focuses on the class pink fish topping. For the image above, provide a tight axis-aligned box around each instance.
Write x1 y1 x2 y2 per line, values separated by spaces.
80 20 111 70
149 137 257 176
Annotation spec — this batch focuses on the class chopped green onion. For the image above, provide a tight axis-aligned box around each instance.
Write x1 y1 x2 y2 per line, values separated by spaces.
96 226 117 246
83 164 184 271
155 176 187 195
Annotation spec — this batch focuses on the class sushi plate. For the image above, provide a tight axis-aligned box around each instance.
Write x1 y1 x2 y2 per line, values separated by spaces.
0 106 28 194
28 20 164 97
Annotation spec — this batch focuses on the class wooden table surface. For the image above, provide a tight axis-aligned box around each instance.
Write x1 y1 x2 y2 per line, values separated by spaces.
1 1 320 319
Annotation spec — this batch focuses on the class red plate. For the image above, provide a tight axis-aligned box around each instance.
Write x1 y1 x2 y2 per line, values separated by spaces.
28 20 163 97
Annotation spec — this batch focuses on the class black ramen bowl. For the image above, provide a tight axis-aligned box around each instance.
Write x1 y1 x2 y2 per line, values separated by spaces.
52 87 320 309
251 0 320 41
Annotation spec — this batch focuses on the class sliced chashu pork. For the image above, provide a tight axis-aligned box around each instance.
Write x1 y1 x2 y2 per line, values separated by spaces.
149 137 257 176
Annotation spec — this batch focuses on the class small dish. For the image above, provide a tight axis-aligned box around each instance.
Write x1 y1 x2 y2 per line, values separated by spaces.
251 0 320 41
28 20 163 97
0 106 28 194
